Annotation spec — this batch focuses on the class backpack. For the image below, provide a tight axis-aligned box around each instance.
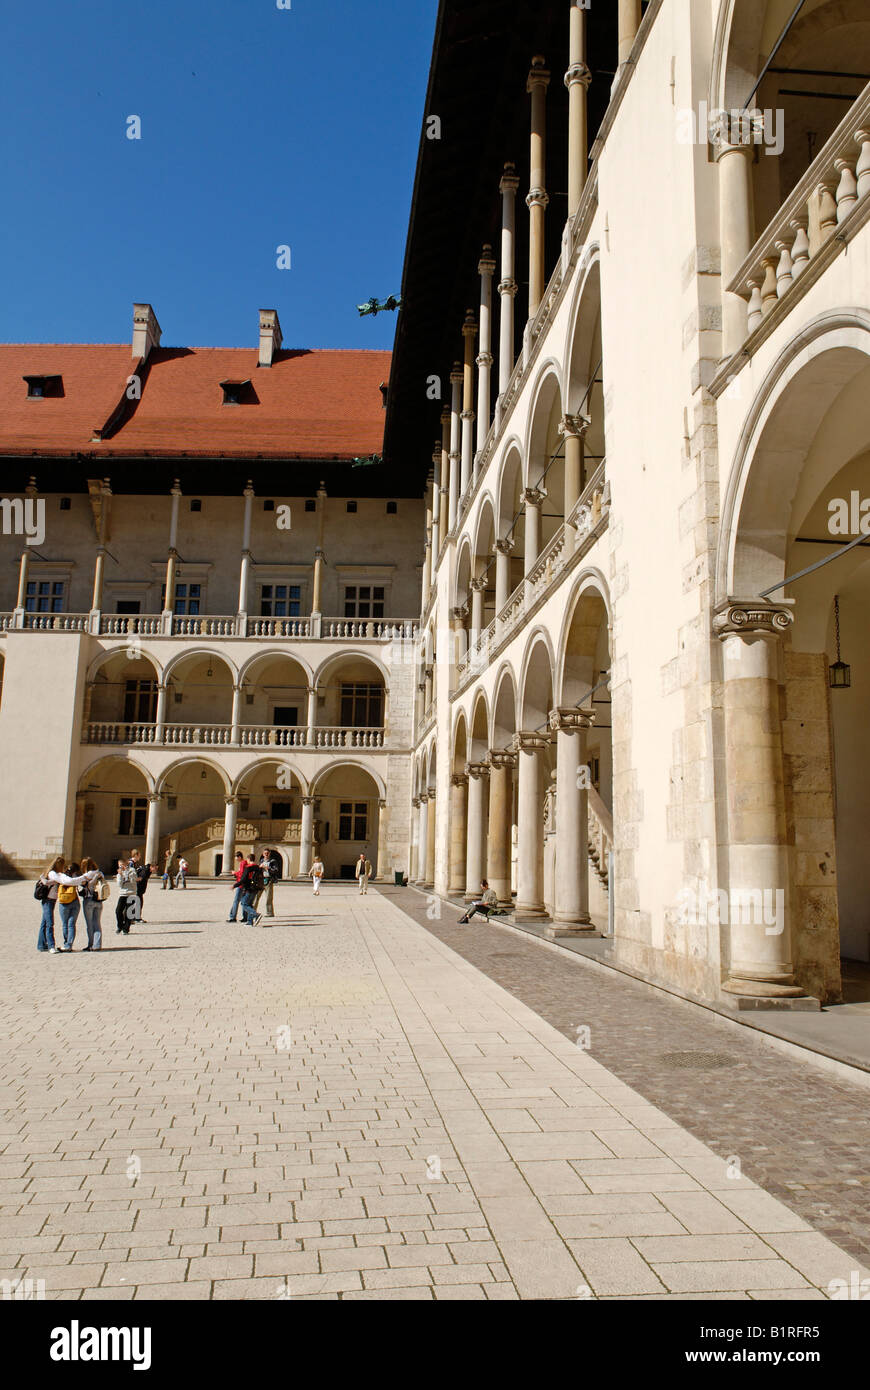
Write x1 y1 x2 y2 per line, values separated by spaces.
34 878 49 902
57 883 77 905
242 865 264 894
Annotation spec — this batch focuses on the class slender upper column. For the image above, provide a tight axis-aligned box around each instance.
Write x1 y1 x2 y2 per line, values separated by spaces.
376 799 389 879
559 414 590 518
163 479 182 622
714 113 758 357
238 479 255 619
618 0 642 68
144 793 163 867
416 796 429 886
527 56 551 321
448 774 468 895
422 468 435 607
464 763 490 900
713 601 807 1002
306 686 319 742
230 683 243 745
425 786 437 888
448 366 463 531
512 732 550 917
311 548 325 617
91 477 112 614
299 796 315 878
523 487 545 576
410 797 421 882
548 708 596 933
566 3 592 218
154 682 168 743
461 312 478 495
470 576 486 643
476 246 496 458
431 443 442 561
221 797 239 879
497 163 520 412
440 407 452 540
487 750 517 907
495 538 515 615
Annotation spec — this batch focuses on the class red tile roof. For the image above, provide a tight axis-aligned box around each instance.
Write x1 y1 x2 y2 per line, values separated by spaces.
0 344 391 460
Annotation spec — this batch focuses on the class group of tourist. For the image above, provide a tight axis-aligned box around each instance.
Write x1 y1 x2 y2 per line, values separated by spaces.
227 848 282 926
34 848 156 952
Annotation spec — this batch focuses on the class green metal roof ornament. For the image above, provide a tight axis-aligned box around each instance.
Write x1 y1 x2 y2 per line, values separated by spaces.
352 454 383 470
357 296 402 317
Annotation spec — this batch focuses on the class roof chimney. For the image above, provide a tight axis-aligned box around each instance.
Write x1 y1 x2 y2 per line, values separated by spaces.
258 309 283 367
132 304 161 361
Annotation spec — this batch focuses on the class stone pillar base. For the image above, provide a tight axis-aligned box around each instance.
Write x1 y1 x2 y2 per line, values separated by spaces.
721 985 820 1013
545 920 600 940
513 907 549 924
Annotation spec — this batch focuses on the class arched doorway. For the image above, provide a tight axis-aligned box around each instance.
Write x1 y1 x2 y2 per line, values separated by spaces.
312 764 384 880
156 758 230 876
75 756 153 873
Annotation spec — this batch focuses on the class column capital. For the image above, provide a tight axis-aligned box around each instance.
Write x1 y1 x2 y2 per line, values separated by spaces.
412 797 422 809
460 409 475 422
564 61 591 90
476 351 494 370
148 792 163 805
527 56 551 93
243 479 255 499
426 786 437 800
465 762 491 781
432 445 442 467
462 311 478 339
301 795 316 808
498 278 518 298
549 707 596 735
451 605 469 625
469 577 488 594
522 486 546 509
170 478 183 498
440 406 452 426
450 364 464 386
711 110 764 160
713 600 795 641
526 188 550 211
224 795 240 807
489 749 518 770
512 730 552 754
559 412 591 440
500 162 520 195
495 536 515 556
451 773 469 788
478 245 497 277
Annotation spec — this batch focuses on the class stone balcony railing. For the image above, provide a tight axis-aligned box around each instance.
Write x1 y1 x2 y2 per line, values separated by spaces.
1 612 419 642
726 84 870 357
83 722 388 750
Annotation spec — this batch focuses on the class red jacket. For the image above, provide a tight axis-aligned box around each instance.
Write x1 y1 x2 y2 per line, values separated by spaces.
234 858 253 884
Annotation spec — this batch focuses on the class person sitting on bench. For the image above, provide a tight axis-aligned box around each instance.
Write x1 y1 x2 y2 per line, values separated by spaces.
459 880 498 924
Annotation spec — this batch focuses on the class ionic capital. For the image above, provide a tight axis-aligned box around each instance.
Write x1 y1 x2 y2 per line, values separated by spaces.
465 762 491 781
512 730 552 754
564 62 591 91
710 109 764 160
523 486 546 509
412 797 422 809
712 600 795 641
548 707 596 735
559 413 591 440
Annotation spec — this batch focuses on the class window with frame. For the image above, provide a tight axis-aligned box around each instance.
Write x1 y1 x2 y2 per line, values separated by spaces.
25 580 65 613
161 583 201 615
260 584 301 617
340 683 383 728
117 797 148 837
344 584 384 619
338 802 368 842
123 680 157 723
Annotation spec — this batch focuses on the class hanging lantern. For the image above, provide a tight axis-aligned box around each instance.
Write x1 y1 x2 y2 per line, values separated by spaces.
829 595 851 689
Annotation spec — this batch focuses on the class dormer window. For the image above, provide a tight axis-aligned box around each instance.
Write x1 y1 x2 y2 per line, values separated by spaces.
24 374 63 399
220 379 251 406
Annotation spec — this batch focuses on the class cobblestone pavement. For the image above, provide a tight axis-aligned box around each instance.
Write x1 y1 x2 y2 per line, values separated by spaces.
1 879 868 1302
384 886 870 1267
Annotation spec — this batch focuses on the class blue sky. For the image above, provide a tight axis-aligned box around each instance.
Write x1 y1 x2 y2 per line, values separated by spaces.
0 0 437 350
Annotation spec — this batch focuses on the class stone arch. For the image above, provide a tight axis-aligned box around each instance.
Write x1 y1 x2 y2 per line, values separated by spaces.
238 649 314 689
310 760 387 802
312 650 391 691
524 361 565 490
452 708 469 773
162 649 239 686
468 689 491 761
78 753 155 795
519 630 556 730
75 755 154 870
565 255 605 480
555 568 613 706
156 756 231 797
491 665 519 751
232 759 310 799
87 646 165 685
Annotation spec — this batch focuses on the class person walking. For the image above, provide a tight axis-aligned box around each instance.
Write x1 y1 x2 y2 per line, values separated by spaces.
130 850 151 922
239 858 265 926
115 858 139 935
355 852 373 895
309 856 324 896
79 857 107 951
264 849 282 918
175 856 189 889
458 879 498 925
227 851 253 922
35 857 92 953
162 849 175 889
256 850 276 918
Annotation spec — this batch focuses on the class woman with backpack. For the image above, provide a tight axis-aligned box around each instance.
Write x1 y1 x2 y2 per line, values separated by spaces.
79 857 108 951
34 856 93 953
115 858 139 935
239 859 265 926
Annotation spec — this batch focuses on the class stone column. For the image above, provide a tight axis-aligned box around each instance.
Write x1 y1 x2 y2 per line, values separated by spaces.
425 787 437 888
163 479 182 626
495 538 514 615
527 57 551 321
306 687 318 745
91 549 106 614
431 443 442 562
465 763 490 900
376 799 389 879
422 470 434 608
230 684 243 745
448 774 468 895
14 548 30 617
560 414 590 519
237 480 254 623
154 682 168 743
470 577 486 644
618 0 642 67
312 548 325 617
448 367 463 531
409 797 421 882
476 246 496 459
523 488 545 575
566 4 591 218
440 409 451 543
299 795 315 877
222 796 239 878
487 751 517 906
714 115 757 357
547 708 596 936
713 602 807 1003
144 793 163 866
416 796 429 886
461 312 477 495
513 732 550 918
497 166 521 423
